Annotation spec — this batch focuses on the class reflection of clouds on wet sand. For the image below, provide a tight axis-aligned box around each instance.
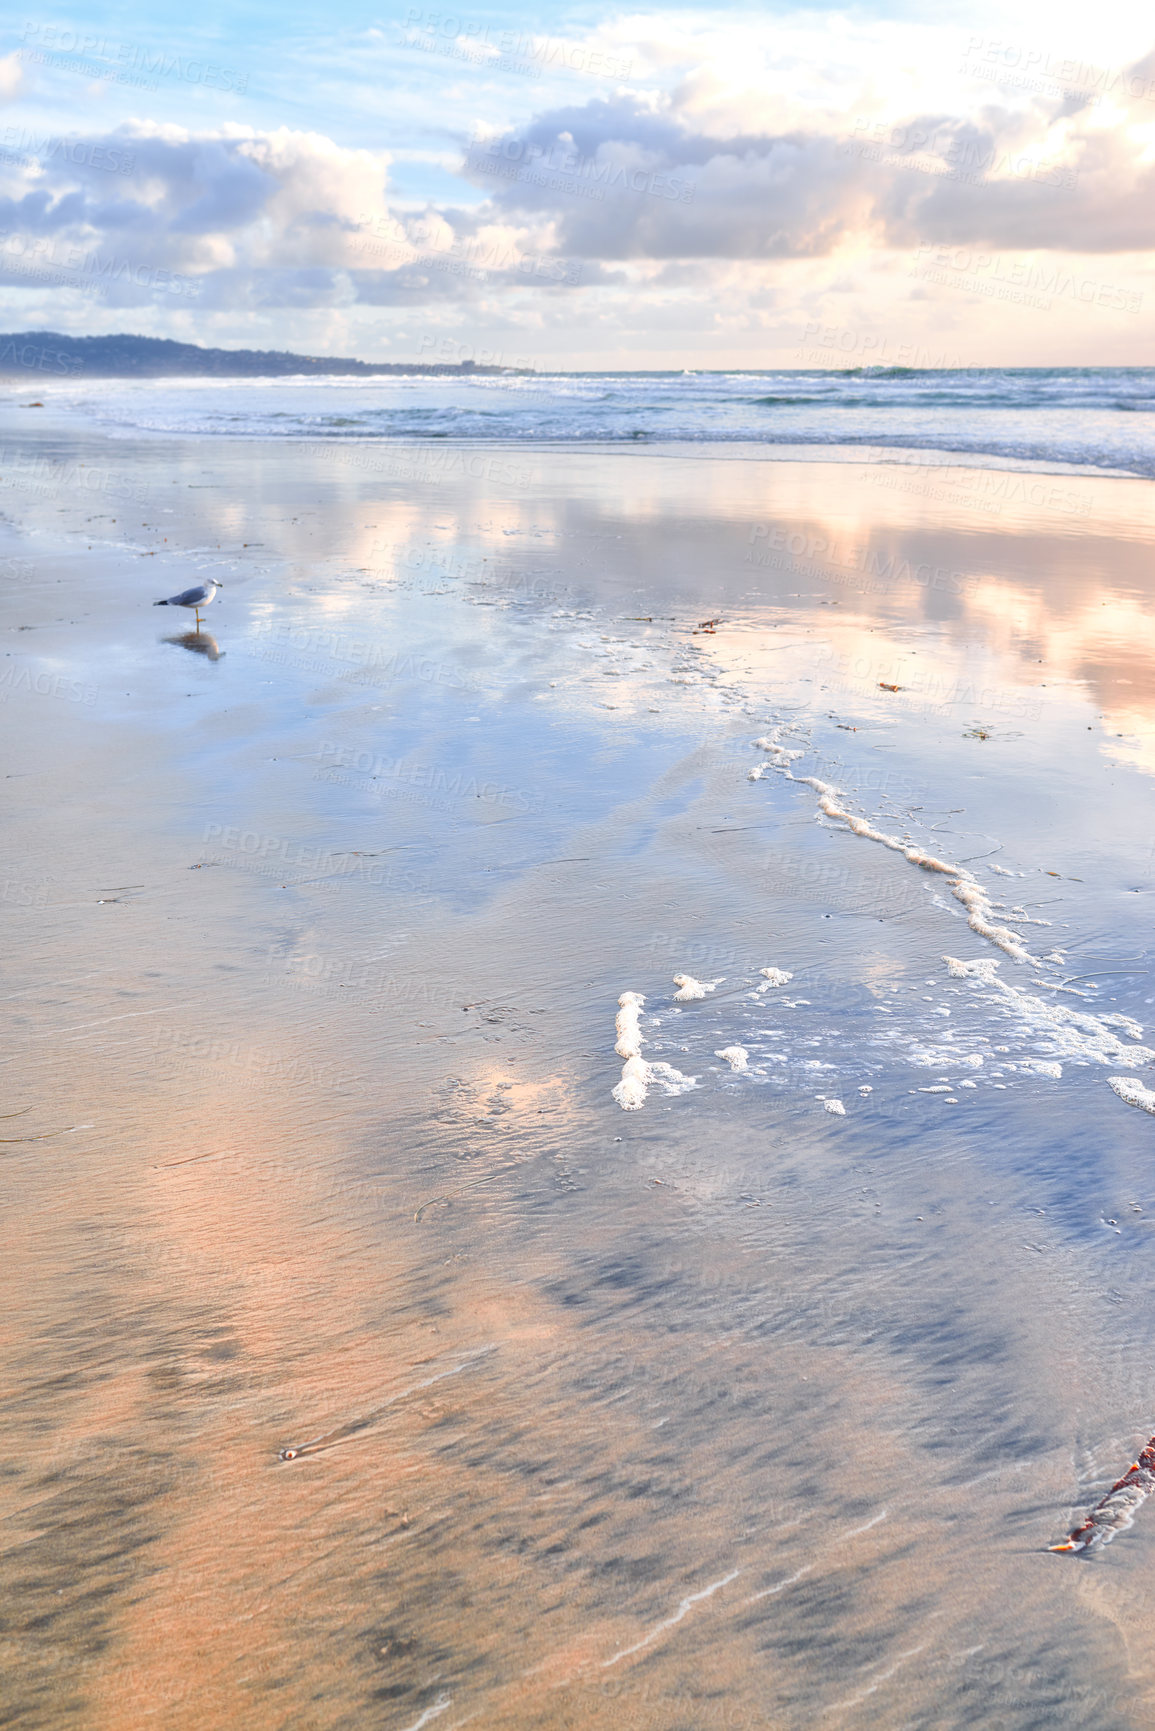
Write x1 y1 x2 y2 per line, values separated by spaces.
4 436 1155 1728
10 984 1140 1726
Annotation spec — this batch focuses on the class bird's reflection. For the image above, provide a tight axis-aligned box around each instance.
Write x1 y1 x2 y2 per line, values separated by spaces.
164 631 224 661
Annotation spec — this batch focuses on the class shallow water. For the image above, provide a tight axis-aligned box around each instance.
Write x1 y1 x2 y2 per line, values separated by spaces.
2 428 1155 1728
9 364 1155 474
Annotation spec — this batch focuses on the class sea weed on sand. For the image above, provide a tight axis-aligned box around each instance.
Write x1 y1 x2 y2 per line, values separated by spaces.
1051 1438 1155 1553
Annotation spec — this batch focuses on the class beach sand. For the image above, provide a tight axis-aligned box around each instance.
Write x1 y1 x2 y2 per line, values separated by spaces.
3 422 1155 1729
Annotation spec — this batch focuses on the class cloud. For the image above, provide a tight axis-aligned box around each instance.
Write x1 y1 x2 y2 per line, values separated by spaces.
0 51 24 102
460 56 1155 258
0 121 601 309
0 123 391 269
1 38 1153 328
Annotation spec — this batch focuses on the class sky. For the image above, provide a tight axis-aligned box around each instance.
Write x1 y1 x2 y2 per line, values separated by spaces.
1 0 1154 366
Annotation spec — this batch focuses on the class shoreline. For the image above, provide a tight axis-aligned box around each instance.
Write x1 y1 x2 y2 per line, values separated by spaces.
3 364 1154 483
1 416 1147 481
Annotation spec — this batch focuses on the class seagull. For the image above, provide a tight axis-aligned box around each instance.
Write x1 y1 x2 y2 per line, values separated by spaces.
154 578 223 629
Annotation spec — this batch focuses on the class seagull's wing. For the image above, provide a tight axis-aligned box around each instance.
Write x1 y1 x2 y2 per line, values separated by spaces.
159 584 211 607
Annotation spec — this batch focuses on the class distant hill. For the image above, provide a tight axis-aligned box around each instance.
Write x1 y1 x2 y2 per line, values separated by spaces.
0 332 526 377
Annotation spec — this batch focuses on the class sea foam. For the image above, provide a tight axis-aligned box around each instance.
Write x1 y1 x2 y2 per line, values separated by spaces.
753 736 1042 965
612 991 696 1110
758 967 794 989
1109 1076 1155 1115
673 973 719 1001
715 1046 748 1071
944 957 1153 1069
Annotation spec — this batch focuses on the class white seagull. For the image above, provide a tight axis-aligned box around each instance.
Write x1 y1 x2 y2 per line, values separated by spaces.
154 578 223 629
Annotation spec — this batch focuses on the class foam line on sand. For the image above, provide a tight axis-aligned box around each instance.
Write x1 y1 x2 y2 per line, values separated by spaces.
612 991 696 1110
752 734 1042 965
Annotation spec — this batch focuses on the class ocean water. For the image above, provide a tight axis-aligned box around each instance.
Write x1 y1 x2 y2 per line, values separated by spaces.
3 408 1155 1727
15 364 1155 476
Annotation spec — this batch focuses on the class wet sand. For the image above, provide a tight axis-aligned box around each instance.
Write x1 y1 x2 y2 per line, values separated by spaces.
3 425 1155 1729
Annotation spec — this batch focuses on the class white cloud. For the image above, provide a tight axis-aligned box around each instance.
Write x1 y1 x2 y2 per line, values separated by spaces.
0 15 1153 355
459 53 1155 260
0 121 597 309
0 51 24 102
